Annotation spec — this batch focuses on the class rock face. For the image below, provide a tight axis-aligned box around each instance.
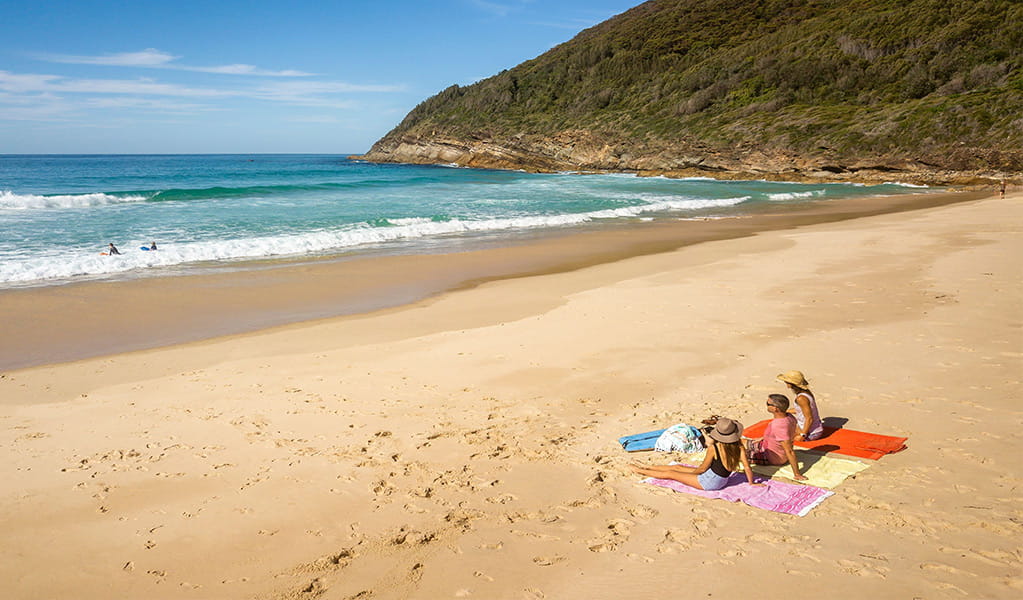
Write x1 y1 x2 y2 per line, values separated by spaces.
362 131 1011 185
362 0 1022 186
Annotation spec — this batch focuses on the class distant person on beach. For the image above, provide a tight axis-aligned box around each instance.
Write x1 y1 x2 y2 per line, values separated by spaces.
744 394 807 481
629 418 758 490
108 243 121 255
778 370 824 441
1001 179 1006 199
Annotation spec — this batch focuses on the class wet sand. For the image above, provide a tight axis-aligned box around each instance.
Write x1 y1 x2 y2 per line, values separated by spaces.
0 190 987 371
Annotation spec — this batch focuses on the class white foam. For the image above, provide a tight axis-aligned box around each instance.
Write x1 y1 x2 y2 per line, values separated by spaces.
766 190 825 201
0 190 149 210
386 217 435 226
0 194 751 285
883 182 930 188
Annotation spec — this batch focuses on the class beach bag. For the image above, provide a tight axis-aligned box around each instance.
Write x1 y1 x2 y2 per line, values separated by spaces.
654 424 705 454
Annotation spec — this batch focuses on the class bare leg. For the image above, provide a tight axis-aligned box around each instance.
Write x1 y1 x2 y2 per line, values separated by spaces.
629 463 704 490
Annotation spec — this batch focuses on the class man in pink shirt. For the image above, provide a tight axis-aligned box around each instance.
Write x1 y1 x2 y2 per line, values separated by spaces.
745 394 807 481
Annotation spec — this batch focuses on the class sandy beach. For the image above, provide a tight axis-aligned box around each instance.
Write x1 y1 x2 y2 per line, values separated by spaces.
1 192 1020 599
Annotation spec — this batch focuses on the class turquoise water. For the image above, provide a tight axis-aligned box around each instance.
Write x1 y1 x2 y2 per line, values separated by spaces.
0 154 930 288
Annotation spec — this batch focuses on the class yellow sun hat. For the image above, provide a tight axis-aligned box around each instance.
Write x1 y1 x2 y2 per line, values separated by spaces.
777 370 809 388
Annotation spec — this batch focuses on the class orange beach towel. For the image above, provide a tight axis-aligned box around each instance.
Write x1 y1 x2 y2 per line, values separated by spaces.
742 419 907 460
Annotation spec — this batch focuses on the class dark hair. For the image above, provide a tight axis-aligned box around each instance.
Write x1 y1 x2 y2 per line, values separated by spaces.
768 394 790 411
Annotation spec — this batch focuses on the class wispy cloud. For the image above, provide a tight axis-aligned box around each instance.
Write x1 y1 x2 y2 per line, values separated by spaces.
0 68 403 122
35 48 314 77
83 97 219 113
0 91 75 121
255 79 404 98
0 70 233 97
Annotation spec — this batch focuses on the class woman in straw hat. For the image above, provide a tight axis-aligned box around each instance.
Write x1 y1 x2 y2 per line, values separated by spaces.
778 370 824 442
629 418 758 490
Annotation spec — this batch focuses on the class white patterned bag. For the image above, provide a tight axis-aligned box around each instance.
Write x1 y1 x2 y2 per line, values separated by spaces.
654 424 706 454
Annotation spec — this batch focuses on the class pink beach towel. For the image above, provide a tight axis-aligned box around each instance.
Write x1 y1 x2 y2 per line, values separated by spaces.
643 470 833 517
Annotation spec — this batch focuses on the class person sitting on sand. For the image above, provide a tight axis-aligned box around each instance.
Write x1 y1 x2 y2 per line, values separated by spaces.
744 394 807 481
778 370 824 441
108 242 121 255
629 417 757 490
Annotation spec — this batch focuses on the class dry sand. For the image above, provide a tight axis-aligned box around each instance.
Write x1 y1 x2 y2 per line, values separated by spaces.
1 193 1020 599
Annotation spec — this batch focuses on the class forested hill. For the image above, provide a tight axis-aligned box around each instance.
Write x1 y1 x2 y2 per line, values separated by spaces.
364 0 1022 183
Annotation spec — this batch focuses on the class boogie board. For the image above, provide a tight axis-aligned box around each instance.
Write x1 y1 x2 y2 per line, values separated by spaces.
140 246 151 251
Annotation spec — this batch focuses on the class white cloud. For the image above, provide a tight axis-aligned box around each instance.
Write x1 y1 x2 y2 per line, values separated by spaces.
35 48 313 77
255 80 405 98
40 48 180 67
83 97 218 113
188 64 311 77
0 91 74 121
0 68 404 122
0 70 232 97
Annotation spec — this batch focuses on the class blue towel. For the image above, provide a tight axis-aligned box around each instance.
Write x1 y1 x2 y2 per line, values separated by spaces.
618 429 666 452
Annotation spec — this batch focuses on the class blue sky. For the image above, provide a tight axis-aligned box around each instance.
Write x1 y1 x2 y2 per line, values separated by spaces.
0 0 639 154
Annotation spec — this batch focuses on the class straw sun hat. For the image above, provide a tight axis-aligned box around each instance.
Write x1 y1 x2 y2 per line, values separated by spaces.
777 370 810 388
707 417 743 444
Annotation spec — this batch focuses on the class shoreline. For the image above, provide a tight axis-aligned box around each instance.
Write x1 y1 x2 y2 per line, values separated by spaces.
1 193 1019 599
0 189 989 371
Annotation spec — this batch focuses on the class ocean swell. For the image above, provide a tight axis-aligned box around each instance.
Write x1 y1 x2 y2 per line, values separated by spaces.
0 190 150 210
0 194 750 285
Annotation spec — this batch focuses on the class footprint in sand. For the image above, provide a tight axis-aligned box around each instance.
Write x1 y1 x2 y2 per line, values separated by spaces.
836 558 889 578
625 505 658 521
656 527 694 554
919 562 976 577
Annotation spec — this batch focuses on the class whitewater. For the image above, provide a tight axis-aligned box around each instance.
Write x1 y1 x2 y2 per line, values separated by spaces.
0 154 931 287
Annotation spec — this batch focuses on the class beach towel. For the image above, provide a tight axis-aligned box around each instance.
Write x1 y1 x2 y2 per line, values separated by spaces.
742 420 907 460
749 451 869 488
618 429 666 452
643 466 833 516
653 424 705 454
684 449 869 489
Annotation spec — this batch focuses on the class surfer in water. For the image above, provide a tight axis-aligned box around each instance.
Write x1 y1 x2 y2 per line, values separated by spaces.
108 243 121 255
150 241 157 250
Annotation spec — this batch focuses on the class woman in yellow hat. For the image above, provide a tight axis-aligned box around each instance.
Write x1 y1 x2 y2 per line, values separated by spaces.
777 370 824 441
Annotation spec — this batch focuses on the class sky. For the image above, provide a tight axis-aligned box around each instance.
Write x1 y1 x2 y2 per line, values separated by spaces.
0 0 640 154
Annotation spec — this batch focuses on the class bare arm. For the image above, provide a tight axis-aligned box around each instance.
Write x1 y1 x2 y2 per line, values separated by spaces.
739 445 760 485
794 395 813 439
781 439 807 481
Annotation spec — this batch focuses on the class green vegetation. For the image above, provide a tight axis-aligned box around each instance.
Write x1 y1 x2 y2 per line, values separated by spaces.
373 0 1022 172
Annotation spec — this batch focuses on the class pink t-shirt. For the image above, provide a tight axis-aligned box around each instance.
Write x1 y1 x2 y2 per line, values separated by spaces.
762 415 796 464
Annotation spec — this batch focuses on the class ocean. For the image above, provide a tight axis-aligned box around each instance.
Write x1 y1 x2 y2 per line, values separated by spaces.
0 154 931 289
